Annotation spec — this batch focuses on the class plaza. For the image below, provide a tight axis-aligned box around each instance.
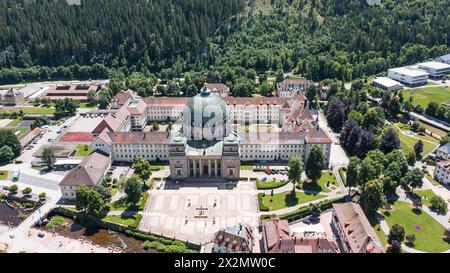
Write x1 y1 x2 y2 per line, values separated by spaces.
139 180 259 244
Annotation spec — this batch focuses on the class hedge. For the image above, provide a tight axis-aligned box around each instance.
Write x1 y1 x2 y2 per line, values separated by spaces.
125 230 199 253
256 179 289 190
338 168 347 186
258 193 269 211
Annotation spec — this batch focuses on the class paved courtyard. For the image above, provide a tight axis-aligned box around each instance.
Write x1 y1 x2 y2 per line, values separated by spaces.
139 181 259 244
67 116 103 132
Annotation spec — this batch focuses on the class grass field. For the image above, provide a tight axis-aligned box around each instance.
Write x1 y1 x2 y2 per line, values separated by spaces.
415 189 439 208
418 121 447 138
381 200 450 252
109 192 149 211
79 102 97 109
259 191 326 211
103 213 142 228
393 124 439 155
0 107 55 114
402 86 450 109
6 118 22 127
302 171 338 193
74 144 92 157
0 170 9 180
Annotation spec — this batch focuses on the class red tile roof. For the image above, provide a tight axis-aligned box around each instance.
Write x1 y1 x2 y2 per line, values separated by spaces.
262 218 339 253
59 151 110 187
112 90 141 107
332 202 384 253
92 105 129 134
59 132 93 143
109 131 169 144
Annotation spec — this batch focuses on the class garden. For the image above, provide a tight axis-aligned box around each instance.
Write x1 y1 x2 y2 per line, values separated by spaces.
258 191 325 211
381 200 450 252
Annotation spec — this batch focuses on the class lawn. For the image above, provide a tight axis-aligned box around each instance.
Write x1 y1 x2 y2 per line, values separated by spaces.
103 213 142 228
393 124 439 155
108 192 149 211
0 170 9 180
46 215 66 229
9 126 30 138
240 165 254 170
368 216 389 249
425 173 440 186
74 144 92 157
256 179 289 190
79 102 97 109
381 200 450 252
302 171 337 193
259 191 326 211
418 121 447 138
402 86 450 109
6 118 22 127
398 132 438 155
338 167 347 186
415 189 439 208
0 107 55 114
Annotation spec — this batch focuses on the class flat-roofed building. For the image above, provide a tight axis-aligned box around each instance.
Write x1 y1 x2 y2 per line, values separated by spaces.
373 77 403 91
43 84 101 102
417 61 450 78
388 67 429 87
435 53 450 65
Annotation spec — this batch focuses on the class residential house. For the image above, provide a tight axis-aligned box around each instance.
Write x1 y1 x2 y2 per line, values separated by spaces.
434 160 450 185
436 143 450 160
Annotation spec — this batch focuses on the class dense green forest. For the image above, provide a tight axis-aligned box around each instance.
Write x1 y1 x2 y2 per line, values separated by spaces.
0 0 448 85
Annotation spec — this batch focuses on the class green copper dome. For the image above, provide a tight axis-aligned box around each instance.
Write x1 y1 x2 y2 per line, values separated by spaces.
185 86 228 126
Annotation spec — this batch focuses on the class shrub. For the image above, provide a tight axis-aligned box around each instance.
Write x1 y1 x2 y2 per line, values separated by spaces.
258 193 269 211
430 196 448 213
22 187 32 195
39 192 46 200
8 184 18 194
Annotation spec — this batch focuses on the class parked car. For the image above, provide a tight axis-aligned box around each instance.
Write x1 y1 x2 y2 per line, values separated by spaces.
156 182 163 189
261 177 267 182
48 138 53 142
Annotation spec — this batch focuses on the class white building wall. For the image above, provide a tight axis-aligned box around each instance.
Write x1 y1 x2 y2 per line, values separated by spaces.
434 165 450 185
112 143 170 162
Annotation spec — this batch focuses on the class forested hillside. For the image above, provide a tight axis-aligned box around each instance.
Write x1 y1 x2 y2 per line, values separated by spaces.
215 0 450 81
0 0 448 85
0 0 245 82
